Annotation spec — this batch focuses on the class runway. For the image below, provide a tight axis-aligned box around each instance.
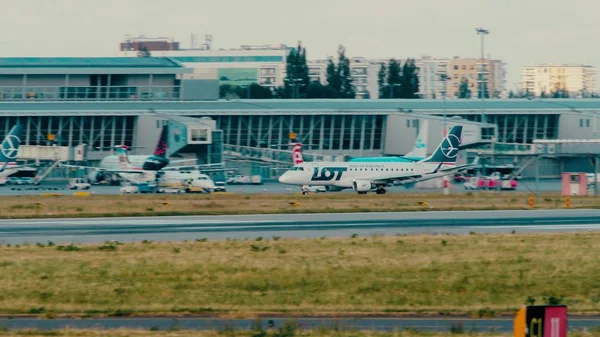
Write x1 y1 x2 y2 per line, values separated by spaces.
0 316 598 332
3 209 600 244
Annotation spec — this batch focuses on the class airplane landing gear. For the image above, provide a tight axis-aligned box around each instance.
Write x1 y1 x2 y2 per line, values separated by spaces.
375 187 387 195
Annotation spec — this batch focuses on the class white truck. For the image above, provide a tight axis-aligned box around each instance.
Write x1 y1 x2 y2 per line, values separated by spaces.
67 178 91 190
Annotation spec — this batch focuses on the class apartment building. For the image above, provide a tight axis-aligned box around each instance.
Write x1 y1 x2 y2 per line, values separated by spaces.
521 64 597 97
445 57 506 98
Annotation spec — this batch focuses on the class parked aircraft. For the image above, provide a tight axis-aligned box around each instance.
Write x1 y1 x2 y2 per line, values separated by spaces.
62 125 223 186
279 125 477 194
0 125 27 182
348 119 429 163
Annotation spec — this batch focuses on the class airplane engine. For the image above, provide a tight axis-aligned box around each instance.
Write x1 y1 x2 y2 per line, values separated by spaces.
352 180 374 192
87 170 105 184
325 185 344 192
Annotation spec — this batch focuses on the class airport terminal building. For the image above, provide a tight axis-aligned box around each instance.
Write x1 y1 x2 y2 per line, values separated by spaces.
0 57 599 180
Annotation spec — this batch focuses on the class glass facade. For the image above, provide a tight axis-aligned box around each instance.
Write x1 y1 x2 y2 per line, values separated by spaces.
0 115 136 149
217 68 258 86
212 114 385 152
456 114 559 143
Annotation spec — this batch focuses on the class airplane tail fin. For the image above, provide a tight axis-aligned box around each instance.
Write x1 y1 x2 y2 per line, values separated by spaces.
405 119 428 158
292 143 304 165
0 124 23 162
420 125 462 164
153 125 168 158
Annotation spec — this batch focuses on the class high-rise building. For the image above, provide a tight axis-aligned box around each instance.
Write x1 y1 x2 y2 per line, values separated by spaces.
307 60 327 84
446 57 506 99
521 64 597 97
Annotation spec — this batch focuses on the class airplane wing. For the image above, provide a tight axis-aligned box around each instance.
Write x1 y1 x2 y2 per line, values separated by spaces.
358 158 481 186
60 164 147 175
162 163 228 172
0 162 37 173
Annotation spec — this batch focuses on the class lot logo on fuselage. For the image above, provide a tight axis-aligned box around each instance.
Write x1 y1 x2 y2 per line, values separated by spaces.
312 167 347 181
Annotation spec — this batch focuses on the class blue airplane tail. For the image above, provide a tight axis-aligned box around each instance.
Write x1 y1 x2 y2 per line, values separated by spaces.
0 124 23 162
420 125 462 164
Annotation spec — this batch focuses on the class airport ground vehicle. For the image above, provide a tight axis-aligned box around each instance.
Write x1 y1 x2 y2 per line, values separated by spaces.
186 179 213 193
463 174 518 191
227 175 251 185
119 184 138 194
157 181 185 194
251 175 263 185
67 178 91 190
213 181 227 192
7 177 35 185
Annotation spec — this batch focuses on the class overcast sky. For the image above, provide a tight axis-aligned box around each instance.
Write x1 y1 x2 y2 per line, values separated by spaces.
1 0 597 90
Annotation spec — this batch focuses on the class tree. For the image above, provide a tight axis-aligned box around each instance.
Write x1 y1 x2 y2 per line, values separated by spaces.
508 90 515 98
337 45 355 98
386 59 402 98
377 63 387 98
326 57 340 97
399 58 420 98
248 83 273 99
284 41 310 98
458 78 471 99
219 84 235 99
138 45 151 57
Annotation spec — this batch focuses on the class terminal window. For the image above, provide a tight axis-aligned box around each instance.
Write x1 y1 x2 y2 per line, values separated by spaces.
191 128 209 142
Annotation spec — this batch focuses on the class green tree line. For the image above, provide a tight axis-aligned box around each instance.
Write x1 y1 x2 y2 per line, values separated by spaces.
377 58 420 99
219 43 420 99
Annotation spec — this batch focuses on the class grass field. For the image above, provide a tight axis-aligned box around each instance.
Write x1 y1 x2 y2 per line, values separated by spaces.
0 192 597 218
2 330 596 337
1 232 599 317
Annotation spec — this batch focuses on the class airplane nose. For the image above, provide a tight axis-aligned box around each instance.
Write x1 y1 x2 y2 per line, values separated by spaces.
278 174 290 184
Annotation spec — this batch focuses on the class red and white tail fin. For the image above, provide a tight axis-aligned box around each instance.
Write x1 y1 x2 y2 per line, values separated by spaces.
292 143 304 165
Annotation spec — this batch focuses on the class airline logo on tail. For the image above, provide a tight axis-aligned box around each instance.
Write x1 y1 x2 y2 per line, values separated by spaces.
0 125 22 162
441 133 460 159
292 143 304 165
420 125 462 163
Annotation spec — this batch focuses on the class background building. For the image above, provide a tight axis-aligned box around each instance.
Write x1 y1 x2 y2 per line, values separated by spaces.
446 57 507 99
521 64 597 97
118 36 289 90
117 36 509 100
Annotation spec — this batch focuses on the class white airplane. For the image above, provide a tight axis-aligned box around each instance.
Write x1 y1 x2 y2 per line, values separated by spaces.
0 124 29 182
63 125 223 188
289 123 428 193
279 125 477 194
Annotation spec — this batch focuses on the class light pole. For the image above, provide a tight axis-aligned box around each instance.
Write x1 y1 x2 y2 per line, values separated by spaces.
439 73 448 135
476 28 489 123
